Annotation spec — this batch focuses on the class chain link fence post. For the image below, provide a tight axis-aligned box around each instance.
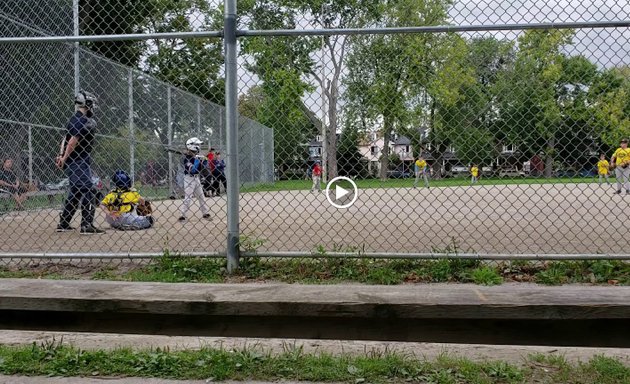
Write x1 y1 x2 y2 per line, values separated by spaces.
225 0 240 272
128 68 135 183
72 0 79 94
167 86 173 195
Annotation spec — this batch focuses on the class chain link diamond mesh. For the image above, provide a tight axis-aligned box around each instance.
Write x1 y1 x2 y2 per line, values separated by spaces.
1 0 629 270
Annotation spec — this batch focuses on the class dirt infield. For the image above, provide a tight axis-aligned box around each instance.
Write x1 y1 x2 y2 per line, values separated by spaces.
0 183 625 255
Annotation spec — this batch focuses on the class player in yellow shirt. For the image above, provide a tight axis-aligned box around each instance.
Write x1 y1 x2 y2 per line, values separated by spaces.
100 170 154 230
611 138 630 194
413 156 429 188
596 154 610 185
470 164 479 185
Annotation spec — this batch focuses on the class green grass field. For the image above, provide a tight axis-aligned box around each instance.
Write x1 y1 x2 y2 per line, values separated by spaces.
241 176 599 193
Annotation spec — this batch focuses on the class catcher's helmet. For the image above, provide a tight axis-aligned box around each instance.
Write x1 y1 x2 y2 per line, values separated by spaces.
186 137 203 153
75 90 96 110
112 170 132 189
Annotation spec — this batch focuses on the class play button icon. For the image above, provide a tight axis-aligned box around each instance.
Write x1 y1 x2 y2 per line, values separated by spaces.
326 176 358 209
335 185 350 200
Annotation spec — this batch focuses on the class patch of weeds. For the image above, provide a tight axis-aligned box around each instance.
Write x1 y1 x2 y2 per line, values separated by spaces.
426 259 453 282
92 267 118 280
238 234 267 253
483 360 524 381
134 253 224 283
0 343 627 382
365 266 402 285
471 266 503 285
586 355 630 383
535 262 569 285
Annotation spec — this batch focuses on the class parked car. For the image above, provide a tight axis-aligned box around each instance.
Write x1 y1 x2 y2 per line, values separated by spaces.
579 168 597 178
450 165 469 177
553 169 577 178
387 166 411 179
44 175 104 193
499 168 526 178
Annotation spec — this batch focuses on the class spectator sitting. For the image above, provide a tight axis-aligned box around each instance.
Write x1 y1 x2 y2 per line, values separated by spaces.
0 158 27 210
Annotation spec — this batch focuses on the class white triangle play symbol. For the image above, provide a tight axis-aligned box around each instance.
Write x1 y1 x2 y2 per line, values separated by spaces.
335 185 350 200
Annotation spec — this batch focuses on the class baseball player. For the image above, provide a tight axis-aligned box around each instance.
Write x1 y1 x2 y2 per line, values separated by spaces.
55 91 104 234
100 170 154 230
470 164 479 185
311 161 322 193
611 138 630 195
596 154 610 185
179 137 210 222
413 156 429 188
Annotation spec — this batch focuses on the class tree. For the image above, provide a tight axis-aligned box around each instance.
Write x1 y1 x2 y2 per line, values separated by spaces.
344 0 472 180
242 0 382 180
81 0 224 103
434 37 514 169
496 29 577 177
337 125 368 177
240 0 319 177
591 66 630 148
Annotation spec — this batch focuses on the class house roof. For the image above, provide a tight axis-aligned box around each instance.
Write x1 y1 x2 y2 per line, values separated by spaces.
392 135 411 145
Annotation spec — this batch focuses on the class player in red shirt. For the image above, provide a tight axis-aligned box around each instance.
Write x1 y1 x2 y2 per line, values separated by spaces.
311 161 322 193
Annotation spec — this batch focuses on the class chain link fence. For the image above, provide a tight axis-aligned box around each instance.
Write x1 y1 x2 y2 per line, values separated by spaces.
1 0 630 275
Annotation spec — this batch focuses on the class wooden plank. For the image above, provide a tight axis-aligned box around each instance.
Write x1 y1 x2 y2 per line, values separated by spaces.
0 279 628 319
0 280 628 346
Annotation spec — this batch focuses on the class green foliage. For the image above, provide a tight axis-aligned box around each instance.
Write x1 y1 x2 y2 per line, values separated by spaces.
238 234 267 253
134 254 224 283
337 126 369 178
535 262 569 285
0 342 622 383
82 0 224 102
471 267 503 286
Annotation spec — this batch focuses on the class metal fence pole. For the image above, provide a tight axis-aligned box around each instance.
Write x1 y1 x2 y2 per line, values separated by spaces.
196 99 202 138
128 68 135 183
167 86 173 194
27 125 33 184
225 0 240 272
73 0 80 94
261 128 266 183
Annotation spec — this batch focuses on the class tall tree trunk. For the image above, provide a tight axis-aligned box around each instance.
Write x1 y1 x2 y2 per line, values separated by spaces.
327 78 339 180
379 115 393 181
544 136 555 178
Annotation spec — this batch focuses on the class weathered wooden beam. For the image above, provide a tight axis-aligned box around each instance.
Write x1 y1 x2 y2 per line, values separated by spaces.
0 280 628 347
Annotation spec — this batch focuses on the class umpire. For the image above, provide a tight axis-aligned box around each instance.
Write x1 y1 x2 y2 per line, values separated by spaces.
55 91 105 234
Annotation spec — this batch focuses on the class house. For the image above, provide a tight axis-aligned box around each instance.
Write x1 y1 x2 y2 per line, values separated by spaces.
358 132 415 175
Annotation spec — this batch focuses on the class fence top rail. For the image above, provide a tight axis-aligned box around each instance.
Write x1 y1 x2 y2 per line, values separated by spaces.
1 21 629 44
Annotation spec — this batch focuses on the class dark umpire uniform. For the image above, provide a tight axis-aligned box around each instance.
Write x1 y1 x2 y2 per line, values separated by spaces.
56 91 104 234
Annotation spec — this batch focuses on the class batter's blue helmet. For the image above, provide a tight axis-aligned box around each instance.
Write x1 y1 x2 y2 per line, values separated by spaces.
112 170 132 189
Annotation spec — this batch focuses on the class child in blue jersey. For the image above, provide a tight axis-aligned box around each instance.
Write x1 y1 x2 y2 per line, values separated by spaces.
179 137 210 222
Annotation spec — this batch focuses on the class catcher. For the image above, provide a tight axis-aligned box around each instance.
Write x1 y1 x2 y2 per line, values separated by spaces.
100 170 154 230
610 138 630 195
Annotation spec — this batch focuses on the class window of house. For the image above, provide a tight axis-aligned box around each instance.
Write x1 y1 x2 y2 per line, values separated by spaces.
316 135 322 142
405 145 410 153
370 146 379 155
